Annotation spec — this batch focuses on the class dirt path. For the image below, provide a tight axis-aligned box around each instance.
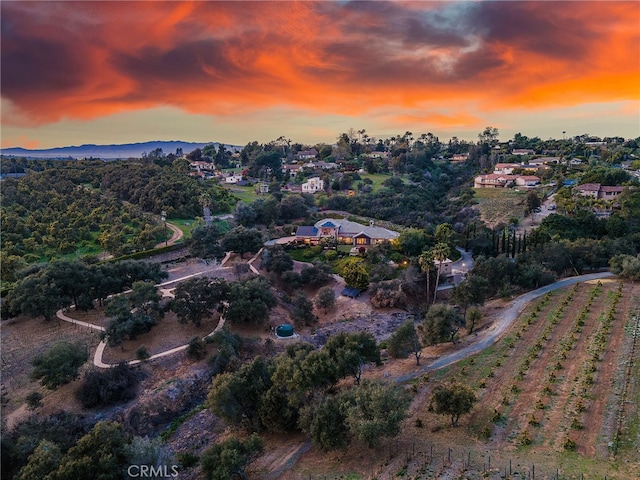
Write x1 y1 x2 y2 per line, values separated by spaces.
395 272 614 383
154 221 183 248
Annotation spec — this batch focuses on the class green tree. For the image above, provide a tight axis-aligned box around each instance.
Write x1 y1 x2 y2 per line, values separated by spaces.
526 191 541 215
435 223 455 246
262 246 293 275
341 259 369 291
429 382 477 426
25 392 43 411
396 228 431 257
418 250 435 304
431 242 451 303
450 274 489 318
387 320 423 365
31 342 88 389
609 253 640 281
54 421 129 480
200 434 263 480
220 226 264 257
224 277 277 325
171 277 229 326
17 440 61 480
342 380 411 448
298 394 349 452
291 292 317 326
188 223 226 260
207 357 272 431
420 304 463 345
465 307 482 335
314 286 336 314
325 332 380 384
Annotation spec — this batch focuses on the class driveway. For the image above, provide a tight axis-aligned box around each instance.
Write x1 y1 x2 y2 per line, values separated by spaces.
395 271 613 382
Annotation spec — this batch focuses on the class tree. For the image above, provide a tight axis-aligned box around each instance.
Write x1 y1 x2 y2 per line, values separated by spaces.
450 274 489 318
291 292 317 326
25 392 43 411
262 246 293 276
53 422 129 480
341 259 369 291
300 263 332 286
435 223 455 246
387 320 423 365
298 394 349 452
207 357 272 431
220 226 264 257
431 242 451 303
234 202 257 227
224 277 277 325
17 440 61 480
314 286 336 314
609 253 640 281
396 228 431 257
420 304 463 345
429 382 476 426
325 331 380 384
279 194 309 221
342 380 411 448
465 307 482 335
418 250 435 304
526 191 541 215
171 277 229 326
188 224 226 260
200 434 263 480
31 342 88 389
186 336 207 360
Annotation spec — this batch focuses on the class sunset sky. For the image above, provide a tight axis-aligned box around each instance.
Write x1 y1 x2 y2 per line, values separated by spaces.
1 0 639 150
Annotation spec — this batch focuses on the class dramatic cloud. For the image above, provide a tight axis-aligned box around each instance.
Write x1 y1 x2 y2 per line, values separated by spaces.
1 1 638 138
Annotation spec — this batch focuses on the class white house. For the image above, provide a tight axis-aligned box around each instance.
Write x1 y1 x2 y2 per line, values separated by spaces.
494 163 521 175
225 173 244 184
301 177 324 193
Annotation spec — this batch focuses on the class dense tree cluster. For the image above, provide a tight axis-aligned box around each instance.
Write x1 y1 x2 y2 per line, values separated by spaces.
4 259 167 321
206 332 404 450
75 363 139 408
169 276 277 326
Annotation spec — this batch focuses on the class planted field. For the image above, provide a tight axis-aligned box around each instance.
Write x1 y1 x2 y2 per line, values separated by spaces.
272 279 640 479
473 187 526 228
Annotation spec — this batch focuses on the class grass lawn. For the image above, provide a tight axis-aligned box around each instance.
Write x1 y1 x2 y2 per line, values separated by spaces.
359 173 405 191
223 185 261 203
169 218 232 240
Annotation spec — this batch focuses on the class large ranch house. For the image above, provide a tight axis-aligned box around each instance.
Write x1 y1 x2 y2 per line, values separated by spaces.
295 218 399 247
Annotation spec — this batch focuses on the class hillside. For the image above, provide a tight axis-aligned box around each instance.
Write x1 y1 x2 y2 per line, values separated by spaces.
0 140 242 160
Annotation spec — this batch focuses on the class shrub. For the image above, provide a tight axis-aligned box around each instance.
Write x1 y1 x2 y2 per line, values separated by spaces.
31 341 89 389
76 363 139 408
136 346 150 361
186 336 207 360
25 391 43 410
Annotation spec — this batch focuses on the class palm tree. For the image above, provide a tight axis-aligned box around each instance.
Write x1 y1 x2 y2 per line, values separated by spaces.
431 243 451 304
418 250 434 304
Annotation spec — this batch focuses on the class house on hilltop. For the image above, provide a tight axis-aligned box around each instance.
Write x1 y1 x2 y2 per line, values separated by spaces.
295 218 399 247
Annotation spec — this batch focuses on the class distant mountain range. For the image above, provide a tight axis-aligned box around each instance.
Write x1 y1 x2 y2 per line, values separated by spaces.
0 140 243 160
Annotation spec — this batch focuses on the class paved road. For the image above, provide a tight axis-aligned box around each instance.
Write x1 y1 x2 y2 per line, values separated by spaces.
395 271 614 382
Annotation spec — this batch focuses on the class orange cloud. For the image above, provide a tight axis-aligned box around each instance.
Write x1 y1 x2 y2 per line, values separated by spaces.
1 1 638 129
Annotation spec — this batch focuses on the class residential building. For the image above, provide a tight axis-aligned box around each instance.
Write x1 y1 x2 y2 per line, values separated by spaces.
494 163 521 175
301 177 324 193
451 153 469 162
225 173 244 184
576 183 625 200
295 218 399 246
474 174 517 188
512 149 535 156
296 148 318 160
515 176 541 187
